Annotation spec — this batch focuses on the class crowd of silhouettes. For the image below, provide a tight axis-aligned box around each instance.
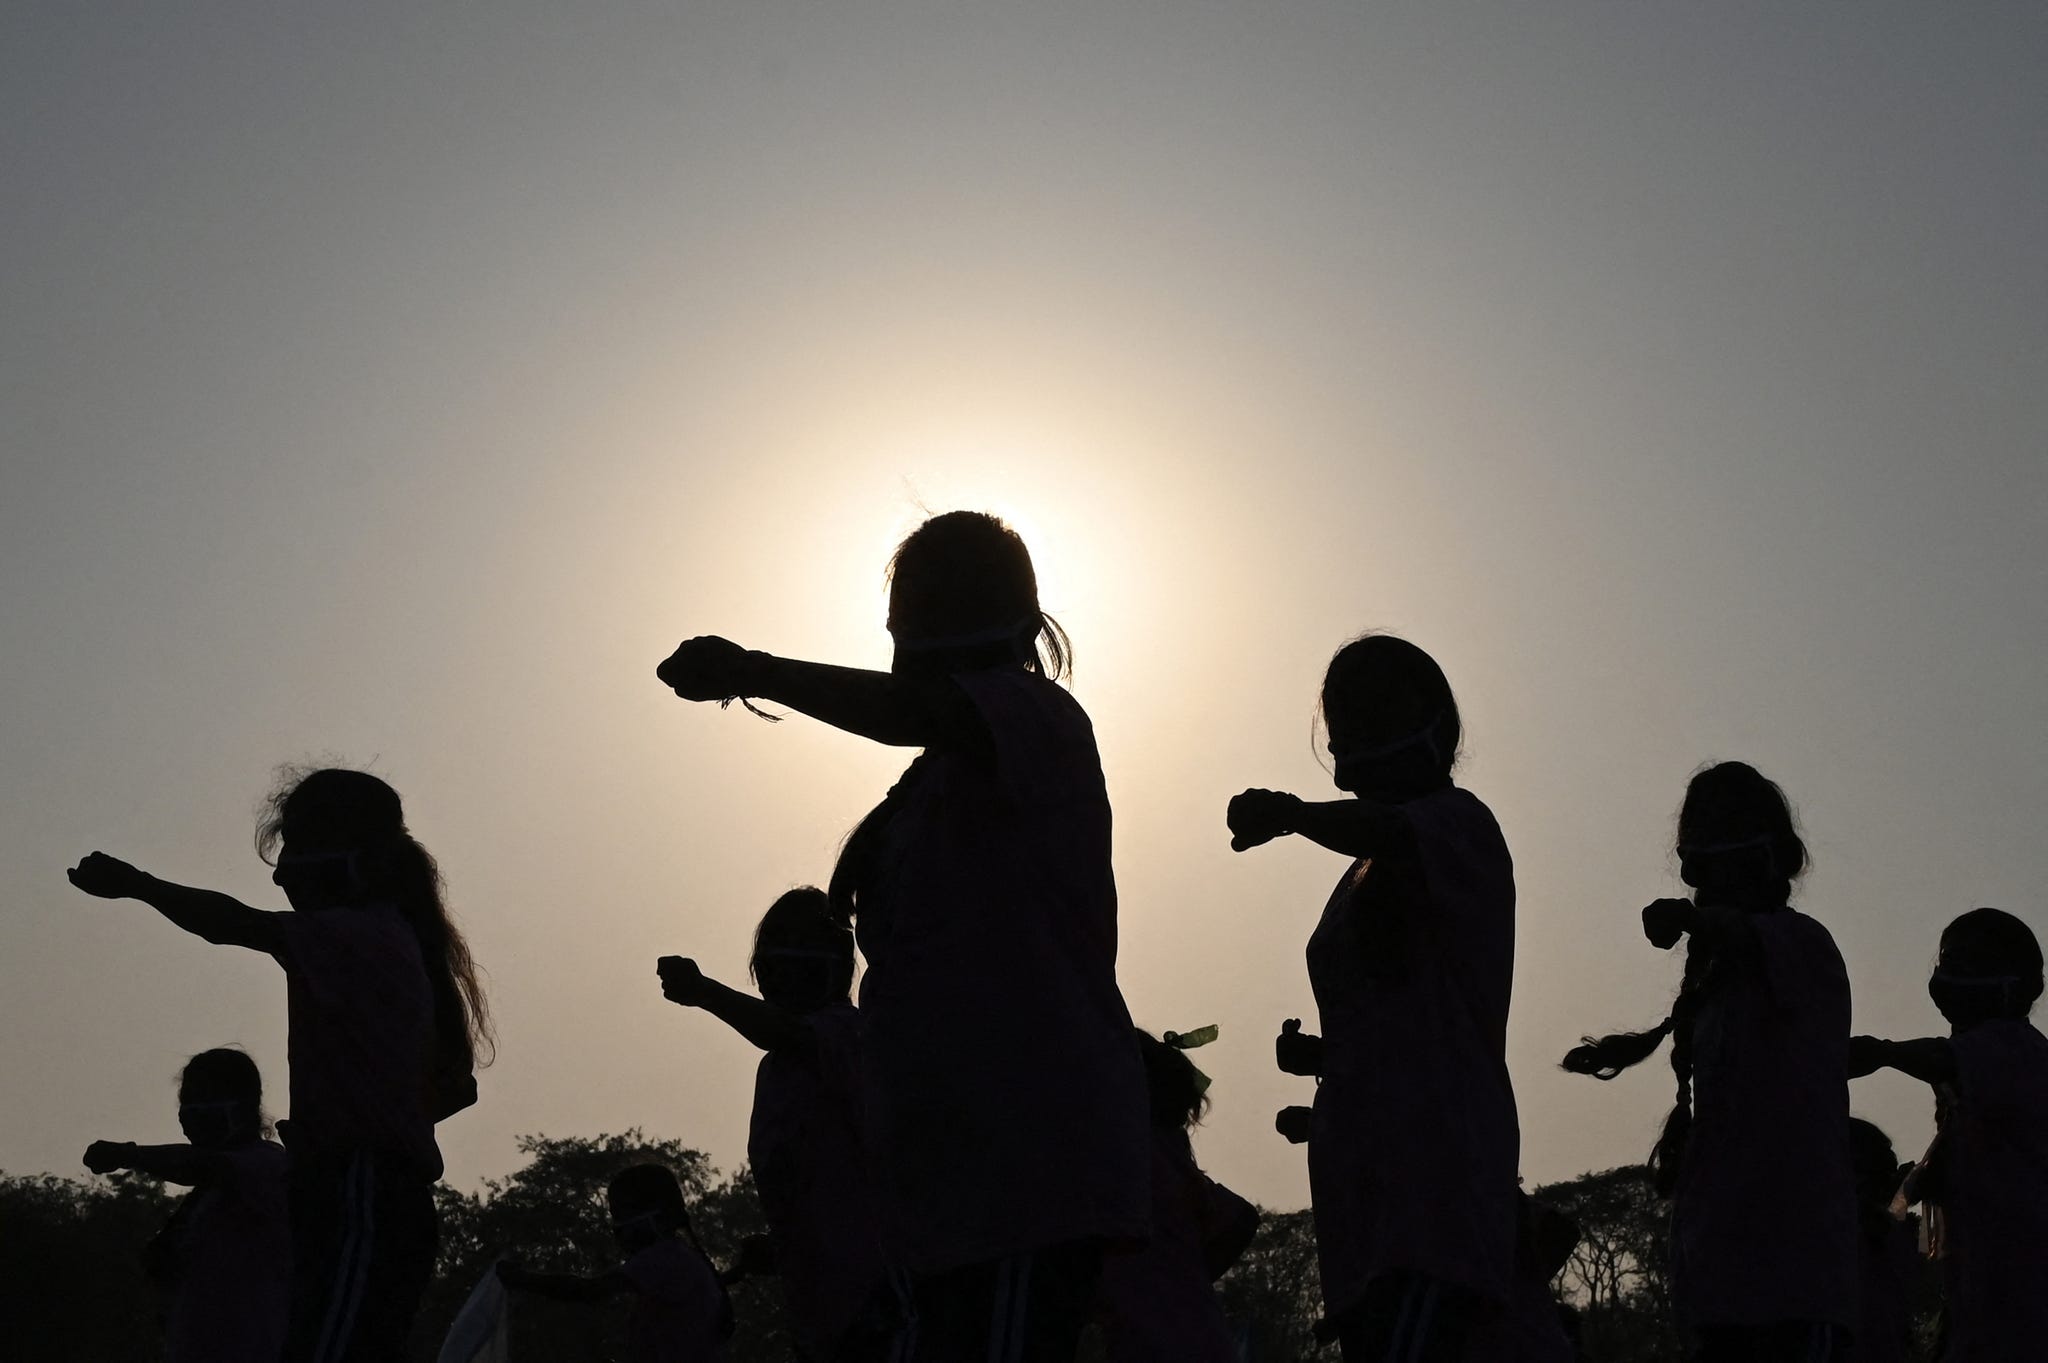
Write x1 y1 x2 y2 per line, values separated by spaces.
61 508 2047 1363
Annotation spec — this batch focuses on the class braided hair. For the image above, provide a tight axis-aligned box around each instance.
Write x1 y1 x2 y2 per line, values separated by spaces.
1560 762 1807 1196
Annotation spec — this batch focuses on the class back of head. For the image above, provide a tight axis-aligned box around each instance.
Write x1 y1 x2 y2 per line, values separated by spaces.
1135 1029 1208 1133
258 766 494 1072
1319 634 1460 800
609 1162 688 1231
751 886 855 1007
1676 761 1807 906
1937 907 2044 1016
180 1047 262 1106
886 511 1069 679
179 1047 267 1143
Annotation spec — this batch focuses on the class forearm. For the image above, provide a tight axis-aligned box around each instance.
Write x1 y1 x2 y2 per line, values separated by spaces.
134 877 280 951
111 1143 219 1186
748 656 950 748
691 979 806 1054
1282 798 1405 860
1870 1036 1958 1086
1680 902 1761 959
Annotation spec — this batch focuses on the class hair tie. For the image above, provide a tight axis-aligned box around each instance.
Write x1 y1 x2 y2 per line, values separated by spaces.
1163 1024 1219 1097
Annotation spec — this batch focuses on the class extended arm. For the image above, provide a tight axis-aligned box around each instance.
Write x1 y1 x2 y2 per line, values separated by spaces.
1227 790 1407 859
68 854 282 952
657 957 809 1055
1641 897 1761 962
1848 1035 1957 1085
657 637 982 750
82 1141 228 1186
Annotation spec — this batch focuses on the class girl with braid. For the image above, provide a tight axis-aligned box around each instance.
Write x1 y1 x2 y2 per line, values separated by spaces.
1561 762 1856 1362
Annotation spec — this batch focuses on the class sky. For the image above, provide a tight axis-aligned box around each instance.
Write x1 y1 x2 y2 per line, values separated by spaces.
4 2 2045 1214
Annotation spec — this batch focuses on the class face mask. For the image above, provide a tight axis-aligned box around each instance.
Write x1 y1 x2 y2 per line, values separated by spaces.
610 1209 666 1253
889 617 1036 673
1329 712 1444 795
179 1099 252 1146
1928 969 2024 1021
271 850 362 901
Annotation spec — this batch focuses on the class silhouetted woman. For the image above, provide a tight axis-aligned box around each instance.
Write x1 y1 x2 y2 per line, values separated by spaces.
69 766 492 1362
497 1162 733 1363
1849 907 2048 1363
1227 634 1520 1362
83 1048 290 1363
658 886 890 1362
659 510 1148 1363
1093 1027 1259 1363
1561 762 1855 1362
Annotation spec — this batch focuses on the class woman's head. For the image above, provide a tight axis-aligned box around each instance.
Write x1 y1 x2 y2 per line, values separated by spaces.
885 511 1070 680
1318 634 1460 800
608 1163 688 1252
750 886 854 1012
257 766 494 1072
1931 907 2043 1026
177 1048 266 1147
1675 762 1806 908
1135 1029 1209 1133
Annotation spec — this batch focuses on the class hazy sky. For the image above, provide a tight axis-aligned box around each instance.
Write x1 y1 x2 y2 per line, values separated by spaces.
5 3 2045 1214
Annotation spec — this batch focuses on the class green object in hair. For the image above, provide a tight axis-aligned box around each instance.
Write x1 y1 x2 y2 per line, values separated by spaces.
1164 1024 1219 1050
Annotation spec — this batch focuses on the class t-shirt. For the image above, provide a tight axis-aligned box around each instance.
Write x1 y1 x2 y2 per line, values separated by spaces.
620 1238 730 1363
162 1140 291 1363
1304 785 1521 1317
747 1003 887 1357
269 903 442 1176
1939 1017 2048 1363
1670 909 1857 1332
1094 1128 1247 1363
853 665 1150 1272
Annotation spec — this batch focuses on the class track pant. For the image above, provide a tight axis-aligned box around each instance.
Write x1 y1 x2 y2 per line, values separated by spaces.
281 1147 438 1363
902 1240 1103 1363
1334 1272 1478 1363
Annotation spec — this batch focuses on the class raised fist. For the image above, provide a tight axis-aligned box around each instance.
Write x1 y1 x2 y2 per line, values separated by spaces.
1275 1018 1323 1077
657 636 754 703
68 852 146 901
1228 788 1300 852
657 955 711 1007
1641 898 1692 950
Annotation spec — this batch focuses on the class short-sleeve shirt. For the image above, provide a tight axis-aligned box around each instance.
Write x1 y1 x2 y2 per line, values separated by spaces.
853 666 1150 1272
1940 1017 2048 1363
747 1003 887 1356
269 904 442 1176
621 1238 731 1363
1304 785 1521 1316
1670 909 1857 1332
163 1140 291 1363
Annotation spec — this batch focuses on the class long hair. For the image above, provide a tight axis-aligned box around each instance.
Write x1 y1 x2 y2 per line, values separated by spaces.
257 767 494 1073
886 510 1070 680
830 511 1068 927
1560 761 1805 1196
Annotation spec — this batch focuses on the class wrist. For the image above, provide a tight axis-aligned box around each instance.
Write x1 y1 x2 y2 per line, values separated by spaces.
738 650 776 698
